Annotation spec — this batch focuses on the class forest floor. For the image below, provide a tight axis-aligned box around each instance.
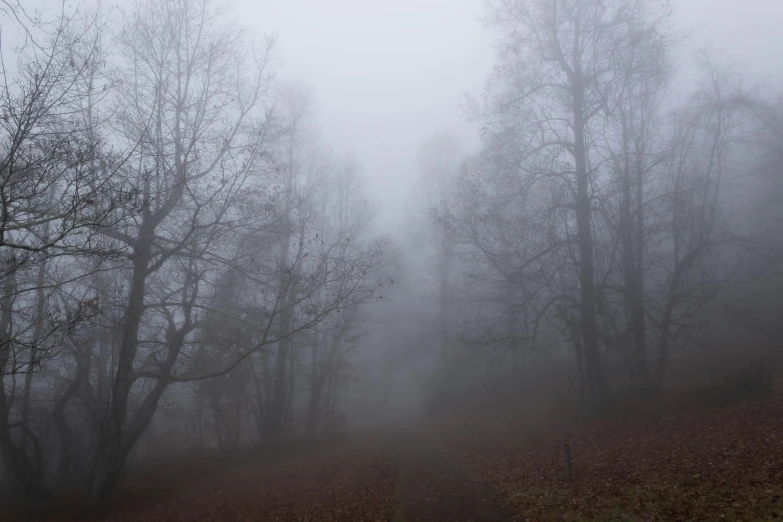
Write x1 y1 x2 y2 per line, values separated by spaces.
390 426 514 521
9 390 783 521
9 434 398 522
431 389 783 521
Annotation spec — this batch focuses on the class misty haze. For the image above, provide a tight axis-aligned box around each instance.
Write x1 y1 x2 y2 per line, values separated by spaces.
1 0 783 520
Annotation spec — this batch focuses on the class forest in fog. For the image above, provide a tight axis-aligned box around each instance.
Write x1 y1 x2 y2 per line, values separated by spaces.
1 0 782 517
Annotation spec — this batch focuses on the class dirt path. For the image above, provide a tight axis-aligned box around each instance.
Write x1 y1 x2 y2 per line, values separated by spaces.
9 427 517 521
390 428 516 522
10 434 398 522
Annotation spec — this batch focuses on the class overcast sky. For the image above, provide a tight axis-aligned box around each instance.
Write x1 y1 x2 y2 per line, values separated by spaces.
31 0 783 227
247 0 492 228
241 0 783 228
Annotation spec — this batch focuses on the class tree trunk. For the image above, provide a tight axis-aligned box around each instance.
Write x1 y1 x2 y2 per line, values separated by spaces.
655 311 673 387
52 344 91 487
305 346 321 437
88 244 151 504
266 140 296 443
20 256 47 447
571 75 605 401
439 230 453 382
620 113 649 386
654 245 707 387
569 324 585 403
633 125 649 386
267 320 291 442
328 355 340 430
121 315 193 459
285 346 297 428
305 334 341 437
96 321 112 409
256 350 273 440
209 391 226 449
0 272 50 503
249 358 266 443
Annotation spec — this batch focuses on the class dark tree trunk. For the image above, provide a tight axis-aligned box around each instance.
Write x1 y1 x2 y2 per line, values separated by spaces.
0 273 50 504
656 299 677 387
20 256 47 454
305 347 321 437
267 328 290 442
88 244 151 504
305 334 341 437
51 342 91 486
620 114 650 386
571 74 605 401
266 157 294 443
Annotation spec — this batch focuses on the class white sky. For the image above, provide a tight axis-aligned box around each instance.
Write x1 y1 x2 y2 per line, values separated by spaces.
19 0 783 227
248 0 493 228
243 0 783 228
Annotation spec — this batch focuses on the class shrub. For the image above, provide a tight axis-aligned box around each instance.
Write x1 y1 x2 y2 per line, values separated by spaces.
710 361 774 400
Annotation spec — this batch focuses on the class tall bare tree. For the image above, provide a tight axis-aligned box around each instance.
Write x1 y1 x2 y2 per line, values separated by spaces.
0 5 119 501
87 0 277 502
477 0 676 401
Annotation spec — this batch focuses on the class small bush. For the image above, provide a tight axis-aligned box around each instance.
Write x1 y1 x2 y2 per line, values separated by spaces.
710 361 774 400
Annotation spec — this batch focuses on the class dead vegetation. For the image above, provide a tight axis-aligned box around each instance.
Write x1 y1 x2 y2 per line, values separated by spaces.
7 434 397 522
436 390 783 521
7 384 783 521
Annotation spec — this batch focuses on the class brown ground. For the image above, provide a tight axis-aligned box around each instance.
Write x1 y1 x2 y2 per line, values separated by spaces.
8 389 783 521
391 427 515 521
433 390 783 521
8 434 399 522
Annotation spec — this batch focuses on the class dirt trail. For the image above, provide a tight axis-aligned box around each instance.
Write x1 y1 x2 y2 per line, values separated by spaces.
8 434 398 522
8 427 517 521
390 428 516 522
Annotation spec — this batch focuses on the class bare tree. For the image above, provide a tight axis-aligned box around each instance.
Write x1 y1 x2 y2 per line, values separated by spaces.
474 0 676 401
650 56 751 385
86 0 277 502
417 133 462 390
0 4 120 501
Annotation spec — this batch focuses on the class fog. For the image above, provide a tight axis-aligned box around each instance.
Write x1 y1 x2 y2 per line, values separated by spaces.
2 0 783 518
252 0 783 227
248 0 491 230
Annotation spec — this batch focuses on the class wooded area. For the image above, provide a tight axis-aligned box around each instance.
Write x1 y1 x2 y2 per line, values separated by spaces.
0 0 389 505
1 0 782 519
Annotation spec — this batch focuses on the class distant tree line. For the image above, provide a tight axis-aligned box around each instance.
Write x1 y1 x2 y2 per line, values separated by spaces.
411 0 783 408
